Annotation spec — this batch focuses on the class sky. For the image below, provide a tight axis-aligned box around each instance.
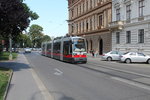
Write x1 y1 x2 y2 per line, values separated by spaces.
24 0 68 38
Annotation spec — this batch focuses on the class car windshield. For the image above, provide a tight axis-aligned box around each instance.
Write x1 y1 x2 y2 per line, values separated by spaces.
73 38 86 52
110 51 118 54
123 52 129 55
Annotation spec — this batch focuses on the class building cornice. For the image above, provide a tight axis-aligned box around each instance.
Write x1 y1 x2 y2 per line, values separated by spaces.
68 0 82 8
124 19 150 27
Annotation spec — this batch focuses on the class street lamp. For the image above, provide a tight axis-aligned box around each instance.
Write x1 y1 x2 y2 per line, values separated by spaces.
9 34 12 60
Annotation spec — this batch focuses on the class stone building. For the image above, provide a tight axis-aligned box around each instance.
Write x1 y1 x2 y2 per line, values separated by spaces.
109 0 150 55
67 0 112 54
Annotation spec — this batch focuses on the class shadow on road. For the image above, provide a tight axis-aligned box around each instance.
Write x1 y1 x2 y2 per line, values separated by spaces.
49 91 75 100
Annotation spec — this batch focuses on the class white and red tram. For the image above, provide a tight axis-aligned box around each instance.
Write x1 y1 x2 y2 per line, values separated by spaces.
41 36 87 63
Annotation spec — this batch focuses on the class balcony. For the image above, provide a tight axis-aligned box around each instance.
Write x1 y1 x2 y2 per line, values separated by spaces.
109 21 124 30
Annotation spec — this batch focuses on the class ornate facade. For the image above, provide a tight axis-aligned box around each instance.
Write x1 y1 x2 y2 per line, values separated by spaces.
67 0 112 54
109 0 150 55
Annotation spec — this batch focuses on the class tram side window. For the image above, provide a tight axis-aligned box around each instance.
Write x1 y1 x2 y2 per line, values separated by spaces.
53 42 61 54
47 43 51 52
42 44 45 51
63 41 72 55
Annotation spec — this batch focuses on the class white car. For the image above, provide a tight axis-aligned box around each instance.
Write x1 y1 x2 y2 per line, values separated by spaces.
101 51 123 61
120 52 150 64
24 48 31 53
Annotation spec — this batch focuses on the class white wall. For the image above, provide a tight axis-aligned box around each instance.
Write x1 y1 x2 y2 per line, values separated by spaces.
111 0 150 55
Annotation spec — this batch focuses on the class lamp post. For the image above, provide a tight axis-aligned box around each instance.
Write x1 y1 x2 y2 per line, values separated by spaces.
9 34 12 60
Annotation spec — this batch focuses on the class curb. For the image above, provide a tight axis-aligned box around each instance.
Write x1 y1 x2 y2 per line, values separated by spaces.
3 69 13 100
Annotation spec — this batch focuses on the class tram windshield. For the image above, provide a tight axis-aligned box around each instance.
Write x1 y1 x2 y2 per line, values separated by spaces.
73 38 86 52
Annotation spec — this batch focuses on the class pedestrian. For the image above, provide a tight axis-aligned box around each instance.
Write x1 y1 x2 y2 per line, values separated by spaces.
95 50 98 57
91 50 94 57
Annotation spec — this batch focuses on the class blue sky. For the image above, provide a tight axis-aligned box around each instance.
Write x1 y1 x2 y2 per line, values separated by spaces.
24 0 68 37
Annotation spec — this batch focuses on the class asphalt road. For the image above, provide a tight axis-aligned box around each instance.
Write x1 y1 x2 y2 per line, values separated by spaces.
25 52 150 100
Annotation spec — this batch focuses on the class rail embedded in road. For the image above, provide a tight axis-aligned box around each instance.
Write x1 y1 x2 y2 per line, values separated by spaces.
77 62 150 89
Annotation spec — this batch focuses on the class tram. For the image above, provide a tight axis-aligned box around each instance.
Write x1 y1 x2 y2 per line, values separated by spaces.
41 36 87 63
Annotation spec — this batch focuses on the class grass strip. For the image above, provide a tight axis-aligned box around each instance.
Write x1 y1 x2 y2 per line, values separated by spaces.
0 67 12 100
0 52 18 61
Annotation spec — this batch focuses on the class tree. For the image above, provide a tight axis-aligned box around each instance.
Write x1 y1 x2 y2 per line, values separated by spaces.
14 33 32 48
0 0 39 38
42 35 51 42
28 24 43 47
0 0 39 53
28 24 52 48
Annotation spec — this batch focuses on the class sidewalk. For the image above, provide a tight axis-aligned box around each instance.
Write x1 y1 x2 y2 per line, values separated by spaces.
87 53 102 59
0 53 46 100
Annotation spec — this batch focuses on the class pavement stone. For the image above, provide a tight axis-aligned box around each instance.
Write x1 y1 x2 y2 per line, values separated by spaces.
0 53 44 100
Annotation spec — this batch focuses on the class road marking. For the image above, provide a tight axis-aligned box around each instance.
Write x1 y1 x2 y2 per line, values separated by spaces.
30 68 54 100
23 54 54 100
111 77 150 91
54 68 63 76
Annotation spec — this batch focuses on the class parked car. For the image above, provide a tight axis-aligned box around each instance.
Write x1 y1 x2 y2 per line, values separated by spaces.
101 51 123 61
24 48 31 53
120 52 150 64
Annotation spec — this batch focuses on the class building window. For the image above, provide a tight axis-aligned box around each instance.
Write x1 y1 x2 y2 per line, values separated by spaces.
99 15 103 26
138 29 144 43
86 1 88 11
116 8 120 21
77 6 78 16
79 22 81 32
126 31 131 43
71 9 74 18
83 3 85 13
71 24 74 33
90 0 92 9
83 21 84 32
86 20 89 30
126 4 131 20
116 32 120 44
139 0 144 17
90 18 92 30
76 23 78 33
79 4 81 15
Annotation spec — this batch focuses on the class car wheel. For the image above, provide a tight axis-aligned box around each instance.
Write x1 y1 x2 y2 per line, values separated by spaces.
147 59 150 64
107 57 112 61
125 59 131 64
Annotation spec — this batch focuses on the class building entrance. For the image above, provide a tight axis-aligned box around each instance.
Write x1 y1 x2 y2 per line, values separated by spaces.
99 39 103 55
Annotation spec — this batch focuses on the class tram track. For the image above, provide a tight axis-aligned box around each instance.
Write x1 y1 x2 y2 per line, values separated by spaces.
88 62 150 78
77 62 150 89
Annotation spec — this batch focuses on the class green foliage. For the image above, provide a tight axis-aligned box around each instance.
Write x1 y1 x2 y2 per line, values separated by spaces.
29 11 39 21
28 24 43 47
28 24 52 48
0 68 11 100
19 34 32 48
0 52 18 61
29 24 43 35
42 35 51 42
0 0 39 38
